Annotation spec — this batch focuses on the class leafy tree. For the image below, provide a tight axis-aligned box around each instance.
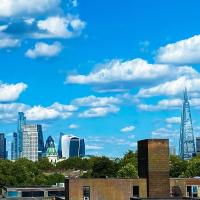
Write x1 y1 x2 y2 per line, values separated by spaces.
119 150 137 168
185 155 200 177
56 157 92 171
169 155 187 177
35 174 48 185
36 158 55 172
117 163 138 178
91 156 118 178
47 173 65 185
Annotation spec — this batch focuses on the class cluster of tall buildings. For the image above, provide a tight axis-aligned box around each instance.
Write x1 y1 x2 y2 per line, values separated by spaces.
10 112 45 162
0 112 85 162
58 133 85 159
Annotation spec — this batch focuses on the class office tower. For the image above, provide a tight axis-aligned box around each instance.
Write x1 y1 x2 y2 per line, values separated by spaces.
45 136 55 152
179 88 196 160
61 135 71 158
37 125 45 158
79 139 85 157
11 132 18 160
18 112 26 158
0 133 6 160
60 135 85 159
58 132 64 158
138 139 170 198
22 125 44 162
69 137 80 157
196 137 200 155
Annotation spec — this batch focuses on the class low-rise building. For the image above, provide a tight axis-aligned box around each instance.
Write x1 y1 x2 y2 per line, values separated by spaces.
65 139 200 200
2 186 65 199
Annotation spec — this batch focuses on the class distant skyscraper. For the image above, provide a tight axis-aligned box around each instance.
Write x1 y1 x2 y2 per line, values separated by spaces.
0 133 6 160
79 139 85 157
18 112 26 158
22 125 44 162
179 88 196 160
60 135 85 159
45 136 55 152
196 137 200 155
58 132 64 158
11 132 18 160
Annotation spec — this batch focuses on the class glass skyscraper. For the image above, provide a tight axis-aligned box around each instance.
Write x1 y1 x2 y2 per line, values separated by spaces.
18 112 26 158
69 137 80 157
45 136 55 152
11 132 18 160
0 133 6 160
22 124 44 162
79 139 85 157
58 132 64 158
179 88 196 160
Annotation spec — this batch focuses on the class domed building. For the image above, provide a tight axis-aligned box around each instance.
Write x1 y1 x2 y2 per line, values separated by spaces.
45 136 58 164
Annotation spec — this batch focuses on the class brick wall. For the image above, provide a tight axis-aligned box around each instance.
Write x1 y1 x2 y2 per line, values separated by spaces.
66 178 147 200
138 139 170 198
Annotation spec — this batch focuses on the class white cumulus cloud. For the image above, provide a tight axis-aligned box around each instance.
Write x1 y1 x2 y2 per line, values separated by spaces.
166 117 181 124
0 103 29 122
156 35 200 64
67 58 173 84
69 124 79 129
0 0 60 17
138 99 182 111
25 42 62 59
0 82 27 102
86 145 103 150
73 95 120 107
0 38 20 48
66 58 198 93
79 105 119 118
136 76 200 98
26 103 77 121
121 125 135 133
35 15 86 39
26 106 60 121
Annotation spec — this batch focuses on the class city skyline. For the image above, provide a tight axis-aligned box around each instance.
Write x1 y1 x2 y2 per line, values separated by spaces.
2 0 200 157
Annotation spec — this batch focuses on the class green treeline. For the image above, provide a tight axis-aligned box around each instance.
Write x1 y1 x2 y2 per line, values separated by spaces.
1 151 200 186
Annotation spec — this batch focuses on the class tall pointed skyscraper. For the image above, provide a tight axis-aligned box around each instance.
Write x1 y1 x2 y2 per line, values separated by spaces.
18 112 26 158
179 88 196 160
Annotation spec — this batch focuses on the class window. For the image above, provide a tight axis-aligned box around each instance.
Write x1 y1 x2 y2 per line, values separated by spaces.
83 186 90 198
186 185 198 198
133 186 139 197
187 186 192 197
48 191 65 197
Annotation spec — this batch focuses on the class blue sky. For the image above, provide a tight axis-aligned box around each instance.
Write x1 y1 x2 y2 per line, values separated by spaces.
1 0 200 157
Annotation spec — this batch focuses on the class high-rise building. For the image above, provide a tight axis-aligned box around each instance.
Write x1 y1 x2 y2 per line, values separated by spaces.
11 132 18 160
79 139 85 157
0 133 6 160
18 112 26 158
22 125 44 162
58 132 64 158
179 88 196 160
60 135 85 159
45 136 55 152
196 137 200 155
